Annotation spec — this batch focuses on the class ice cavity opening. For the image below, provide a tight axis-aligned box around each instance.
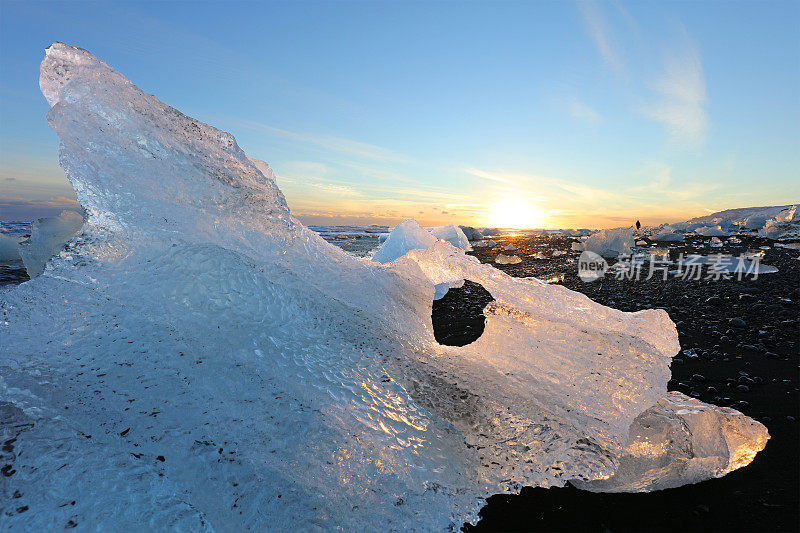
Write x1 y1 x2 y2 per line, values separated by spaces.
431 279 495 346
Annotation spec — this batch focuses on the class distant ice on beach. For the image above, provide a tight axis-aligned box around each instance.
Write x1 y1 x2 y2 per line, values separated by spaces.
584 228 635 258
0 43 769 531
18 210 84 278
0 232 22 262
309 225 387 257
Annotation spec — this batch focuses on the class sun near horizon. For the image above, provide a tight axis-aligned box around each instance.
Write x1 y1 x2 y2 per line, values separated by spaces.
1 2 798 228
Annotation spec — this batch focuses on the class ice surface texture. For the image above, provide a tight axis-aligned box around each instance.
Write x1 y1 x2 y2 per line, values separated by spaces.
0 43 766 530
573 392 769 492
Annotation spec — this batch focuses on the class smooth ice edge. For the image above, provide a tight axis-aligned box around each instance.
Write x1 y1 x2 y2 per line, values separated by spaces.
572 392 769 492
429 224 471 252
372 219 438 263
18 210 84 277
0 42 767 530
0 233 22 262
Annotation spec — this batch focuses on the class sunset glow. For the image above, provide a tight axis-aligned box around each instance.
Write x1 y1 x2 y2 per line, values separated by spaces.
488 197 547 229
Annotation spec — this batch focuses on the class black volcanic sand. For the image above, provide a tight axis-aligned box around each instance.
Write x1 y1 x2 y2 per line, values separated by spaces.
435 234 799 532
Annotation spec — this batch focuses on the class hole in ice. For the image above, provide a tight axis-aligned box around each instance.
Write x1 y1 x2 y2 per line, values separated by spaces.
431 280 495 346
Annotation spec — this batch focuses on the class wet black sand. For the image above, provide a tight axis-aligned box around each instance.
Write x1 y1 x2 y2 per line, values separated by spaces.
438 234 799 532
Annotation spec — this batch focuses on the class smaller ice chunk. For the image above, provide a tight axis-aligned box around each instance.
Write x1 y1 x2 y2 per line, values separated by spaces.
709 237 723 248
458 225 483 241
503 243 516 251
572 392 769 493
473 239 496 248
372 219 439 263
531 251 547 260
571 241 585 252
774 205 799 223
494 253 522 264
429 224 471 251
651 232 685 242
0 233 22 262
695 226 727 237
759 206 800 239
584 228 635 258
742 215 769 230
18 210 84 277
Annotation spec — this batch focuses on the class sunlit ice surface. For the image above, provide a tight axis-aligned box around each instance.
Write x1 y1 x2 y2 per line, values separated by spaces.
0 43 768 530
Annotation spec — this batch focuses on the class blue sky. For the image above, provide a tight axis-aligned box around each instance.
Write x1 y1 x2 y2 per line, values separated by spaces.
1 1 798 227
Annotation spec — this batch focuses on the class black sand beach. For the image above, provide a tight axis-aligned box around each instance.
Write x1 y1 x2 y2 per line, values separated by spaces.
434 234 800 532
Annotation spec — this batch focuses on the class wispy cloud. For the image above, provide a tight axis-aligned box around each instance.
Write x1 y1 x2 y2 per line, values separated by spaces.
466 168 611 204
568 98 601 123
628 163 721 209
464 168 513 184
235 120 409 163
631 163 673 192
640 30 708 147
579 0 623 71
577 4 710 150
311 183 365 198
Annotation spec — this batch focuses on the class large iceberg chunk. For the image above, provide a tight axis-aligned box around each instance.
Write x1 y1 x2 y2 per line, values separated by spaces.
18 210 84 277
0 43 768 531
583 228 635 258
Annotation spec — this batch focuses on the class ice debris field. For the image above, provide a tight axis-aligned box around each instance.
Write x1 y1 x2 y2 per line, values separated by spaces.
0 43 770 530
